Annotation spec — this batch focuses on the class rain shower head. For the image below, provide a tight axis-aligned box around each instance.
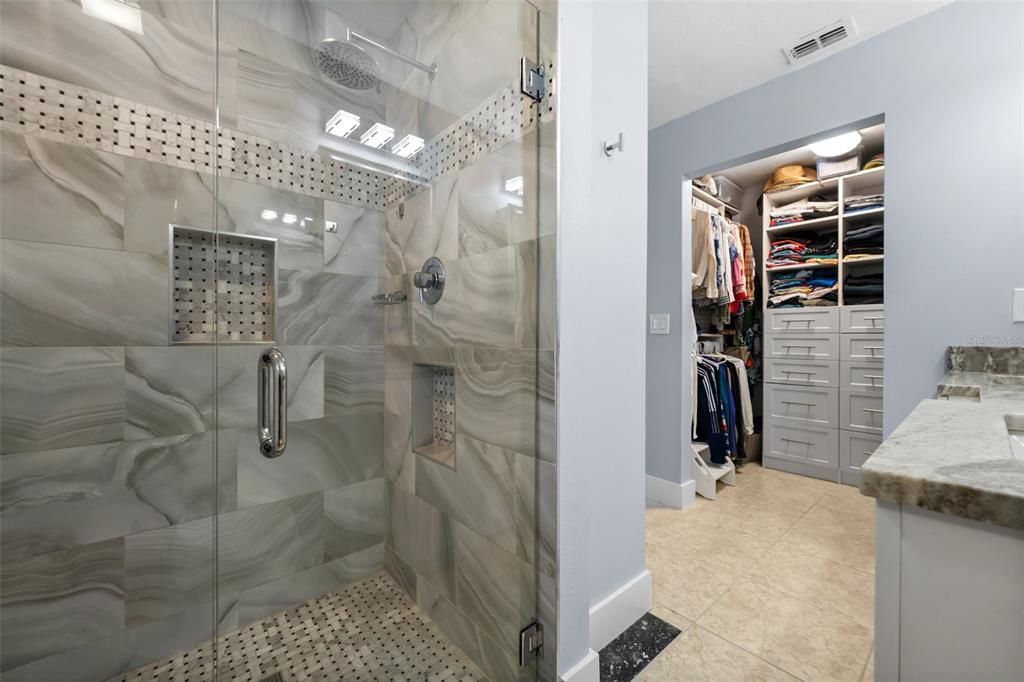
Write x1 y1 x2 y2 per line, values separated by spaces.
314 38 381 91
314 29 437 91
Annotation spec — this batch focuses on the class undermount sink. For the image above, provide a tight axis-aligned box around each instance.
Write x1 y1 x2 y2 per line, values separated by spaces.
1005 414 1024 460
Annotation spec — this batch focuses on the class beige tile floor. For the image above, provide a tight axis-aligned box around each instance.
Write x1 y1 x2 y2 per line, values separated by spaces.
640 463 876 682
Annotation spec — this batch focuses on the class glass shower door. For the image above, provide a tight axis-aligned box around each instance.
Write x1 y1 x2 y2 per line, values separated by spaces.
212 0 556 680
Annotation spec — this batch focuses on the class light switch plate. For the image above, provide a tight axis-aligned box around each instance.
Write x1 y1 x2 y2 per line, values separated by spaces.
649 313 670 335
1013 288 1024 322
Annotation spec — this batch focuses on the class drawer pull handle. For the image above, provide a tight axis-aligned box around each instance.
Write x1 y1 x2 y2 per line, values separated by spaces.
782 370 814 375
863 346 884 350
863 408 883 414
782 400 815 407
863 316 884 320
862 451 876 457
782 319 813 326
781 437 814 446
863 374 884 379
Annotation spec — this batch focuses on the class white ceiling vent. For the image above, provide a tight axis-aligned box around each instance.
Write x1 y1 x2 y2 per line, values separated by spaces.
784 18 858 65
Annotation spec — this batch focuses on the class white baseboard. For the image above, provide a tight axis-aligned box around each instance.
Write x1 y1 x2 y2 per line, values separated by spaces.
588 569 653 651
645 474 695 509
560 648 600 682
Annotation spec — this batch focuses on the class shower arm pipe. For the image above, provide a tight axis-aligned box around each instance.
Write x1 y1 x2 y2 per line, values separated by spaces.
348 29 438 80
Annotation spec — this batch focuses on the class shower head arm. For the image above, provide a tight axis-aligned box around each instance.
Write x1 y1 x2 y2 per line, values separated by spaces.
347 29 438 80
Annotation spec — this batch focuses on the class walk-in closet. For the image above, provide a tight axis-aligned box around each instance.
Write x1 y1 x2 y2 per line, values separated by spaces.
689 123 886 493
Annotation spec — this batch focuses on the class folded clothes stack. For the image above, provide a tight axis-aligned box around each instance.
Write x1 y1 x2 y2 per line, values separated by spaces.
769 195 839 226
845 193 884 214
843 222 884 260
768 268 839 308
844 271 884 304
768 232 838 268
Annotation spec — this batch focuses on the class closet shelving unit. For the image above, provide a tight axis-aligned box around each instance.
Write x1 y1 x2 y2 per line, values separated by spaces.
760 166 885 485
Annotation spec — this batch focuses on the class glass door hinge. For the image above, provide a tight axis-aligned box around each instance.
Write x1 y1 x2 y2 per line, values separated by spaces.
520 57 546 102
519 621 544 666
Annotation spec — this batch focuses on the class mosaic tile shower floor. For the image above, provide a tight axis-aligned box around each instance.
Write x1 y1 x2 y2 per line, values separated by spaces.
107 574 486 682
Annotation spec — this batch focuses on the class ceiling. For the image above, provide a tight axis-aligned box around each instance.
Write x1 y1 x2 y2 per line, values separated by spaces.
649 1 951 130
719 122 884 189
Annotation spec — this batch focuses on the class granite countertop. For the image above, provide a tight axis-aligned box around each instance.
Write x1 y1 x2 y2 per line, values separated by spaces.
860 348 1024 531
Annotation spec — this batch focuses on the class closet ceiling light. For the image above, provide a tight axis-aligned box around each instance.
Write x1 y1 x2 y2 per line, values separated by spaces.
81 0 143 34
808 131 862 158
282 213 298 225
325 109 361 139
260 209 278 221
360 123 395 149
392 134 425 159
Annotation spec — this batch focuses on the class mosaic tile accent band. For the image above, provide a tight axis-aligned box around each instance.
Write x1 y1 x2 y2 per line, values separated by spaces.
105 573 485 682
0 62 555 213
432 366 456 449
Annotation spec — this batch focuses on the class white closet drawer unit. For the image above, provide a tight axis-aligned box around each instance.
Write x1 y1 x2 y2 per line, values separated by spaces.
841 334 885 363
841 361 885 392
765 384 837 427
841 389 884 433
765 334 838 361
766 307 839 334
840 430 883 475
765 421 838 468
764 358 838 388
841 305 885 334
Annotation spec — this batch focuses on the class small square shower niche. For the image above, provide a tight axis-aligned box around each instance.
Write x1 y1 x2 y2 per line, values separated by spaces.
170 224 277 344
412 364 456 467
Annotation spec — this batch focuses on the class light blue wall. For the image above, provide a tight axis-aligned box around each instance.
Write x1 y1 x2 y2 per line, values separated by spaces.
646 1 1024 485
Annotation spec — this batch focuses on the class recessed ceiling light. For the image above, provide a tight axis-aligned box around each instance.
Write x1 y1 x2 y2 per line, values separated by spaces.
282 213 298 225
504 176 525 195
325 109 360 139
260 209 278 221
81 0 143 34
808 131 862 158
391 134 425 159
360 122 395 149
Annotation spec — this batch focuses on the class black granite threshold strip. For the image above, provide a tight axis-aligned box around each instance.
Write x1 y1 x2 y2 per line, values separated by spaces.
598 612 681 681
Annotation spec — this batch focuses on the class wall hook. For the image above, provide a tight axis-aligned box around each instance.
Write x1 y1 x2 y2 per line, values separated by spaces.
604 133 624 157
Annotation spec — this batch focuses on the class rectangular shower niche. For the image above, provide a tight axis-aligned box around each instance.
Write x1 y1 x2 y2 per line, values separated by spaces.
412 364 456 467
170 224 278 344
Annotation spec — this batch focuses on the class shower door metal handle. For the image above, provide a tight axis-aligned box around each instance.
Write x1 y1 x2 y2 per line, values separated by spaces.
258 347 287 458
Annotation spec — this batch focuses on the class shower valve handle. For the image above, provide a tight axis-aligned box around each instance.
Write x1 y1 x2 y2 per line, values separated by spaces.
413 271 439 289
413 257 446 305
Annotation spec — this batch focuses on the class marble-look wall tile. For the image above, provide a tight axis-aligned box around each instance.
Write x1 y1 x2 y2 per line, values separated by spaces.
383 274 415 346
536 234 556 351
457 135 532 258
416 575 520 682
237 543 384 627
0 131 124 250
325 201 384 277
0 538 125 671
451 520 534 653
410 239 538 349
278 268 382 345
388 484 456 603
323 345 384 415
236 49 386 154
383 543 418 600
0 0 236 126
0 347 125 454
124 492 323 627
537 349 556 464
124 161 326 269
1 431 236 561
0 596 235 682
237 414 383 508
0 239 168 347
456 347 537 458
324 478 387 561
415 434 517 554
125 345 323 439
385 174 459 276
514 454 556 579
